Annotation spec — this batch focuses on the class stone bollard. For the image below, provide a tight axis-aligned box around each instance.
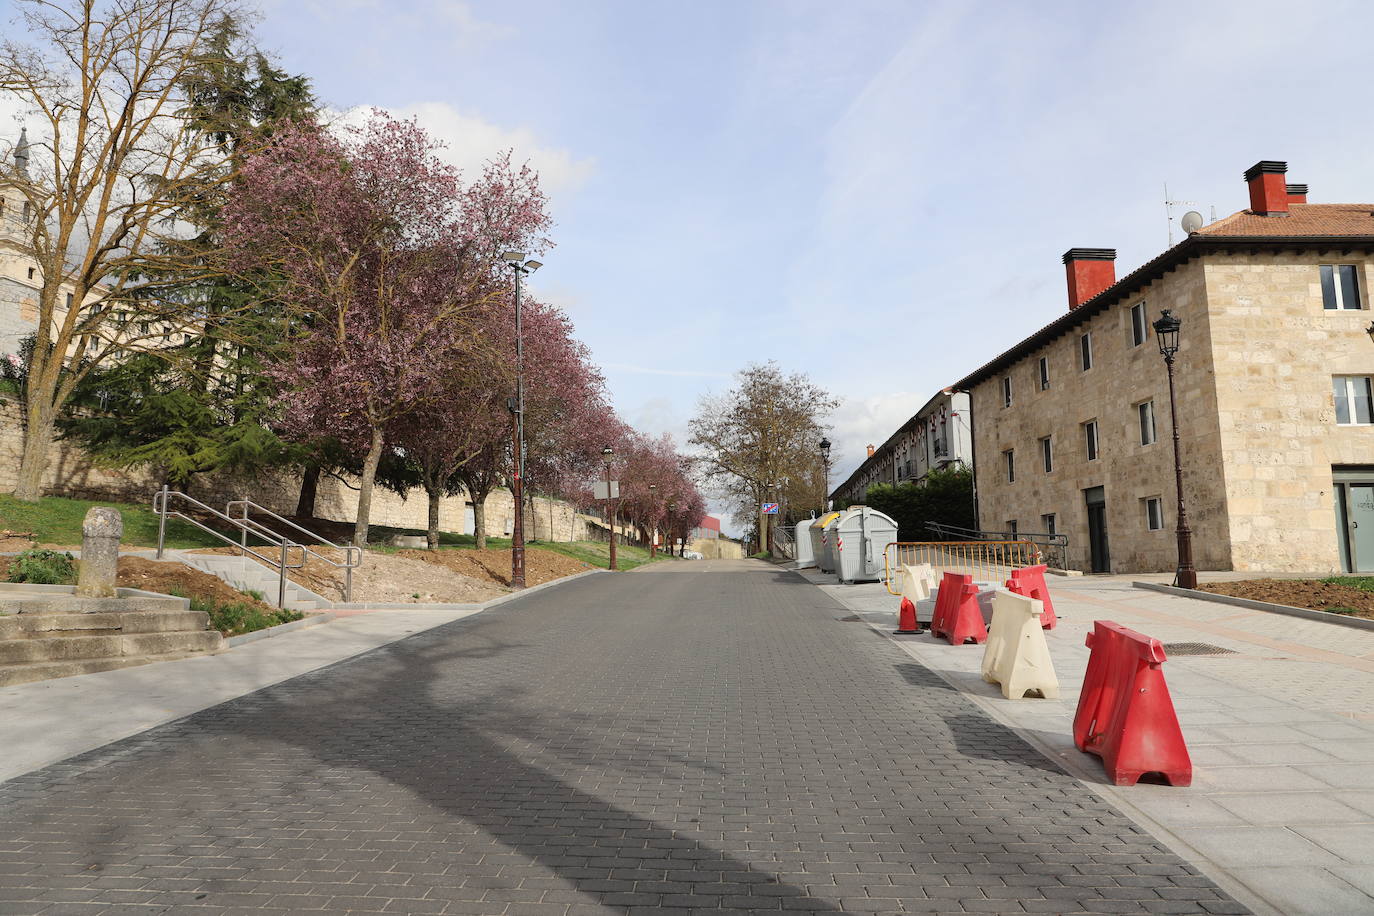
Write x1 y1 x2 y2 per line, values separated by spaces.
75 507 123 598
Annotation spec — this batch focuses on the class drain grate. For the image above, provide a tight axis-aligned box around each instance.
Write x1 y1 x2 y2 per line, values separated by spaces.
1162 642 1237 656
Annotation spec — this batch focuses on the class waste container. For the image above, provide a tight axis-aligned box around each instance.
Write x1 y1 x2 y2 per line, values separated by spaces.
812 511 842 574
794 518 818 568
834 506 899 584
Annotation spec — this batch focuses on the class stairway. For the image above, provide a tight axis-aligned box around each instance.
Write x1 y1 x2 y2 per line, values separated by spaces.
0 591 223 687
175 552 332 611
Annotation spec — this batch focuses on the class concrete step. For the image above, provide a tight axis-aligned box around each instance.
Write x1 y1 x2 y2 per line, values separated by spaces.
178 554 333 611
0 649 221 688
0 630 221 665
0 593 190 616
0 610 212 639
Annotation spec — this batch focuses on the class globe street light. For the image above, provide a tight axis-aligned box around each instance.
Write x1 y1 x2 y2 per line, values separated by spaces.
819 437 832 514
1153 309 1197 589
503 251 541 589
601 445 618 571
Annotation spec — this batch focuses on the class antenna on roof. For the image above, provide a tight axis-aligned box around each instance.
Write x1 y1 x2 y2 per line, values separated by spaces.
1164 182 1199 247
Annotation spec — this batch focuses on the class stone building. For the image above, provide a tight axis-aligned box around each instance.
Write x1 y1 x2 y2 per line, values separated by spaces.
954 159 1374 574
831 389 972 508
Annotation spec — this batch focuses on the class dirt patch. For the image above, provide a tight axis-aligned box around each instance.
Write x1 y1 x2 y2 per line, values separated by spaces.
397 547 594 588
1198 578 1374 619
116 556 277 613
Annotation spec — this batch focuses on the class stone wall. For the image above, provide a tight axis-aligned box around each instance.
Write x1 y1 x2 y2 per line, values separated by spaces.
972 259 1233 573
0 394 594 543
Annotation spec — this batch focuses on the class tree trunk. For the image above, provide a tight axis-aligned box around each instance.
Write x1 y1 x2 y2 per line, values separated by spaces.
473 497 487 549
426 483 442 550
13 400 55 502
296 464 320 517
352 426 386 547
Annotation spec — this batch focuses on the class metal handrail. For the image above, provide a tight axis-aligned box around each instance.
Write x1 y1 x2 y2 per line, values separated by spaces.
153 486 306 608
225 499 363 602
882 540 1045 595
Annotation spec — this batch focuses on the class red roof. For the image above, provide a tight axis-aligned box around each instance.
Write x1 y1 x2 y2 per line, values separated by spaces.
699 515 721 532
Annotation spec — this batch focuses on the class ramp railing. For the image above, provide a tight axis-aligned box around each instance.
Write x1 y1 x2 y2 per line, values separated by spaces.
226 499 363 602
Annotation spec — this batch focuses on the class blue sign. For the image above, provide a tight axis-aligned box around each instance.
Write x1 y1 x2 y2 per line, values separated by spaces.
762 502 779 515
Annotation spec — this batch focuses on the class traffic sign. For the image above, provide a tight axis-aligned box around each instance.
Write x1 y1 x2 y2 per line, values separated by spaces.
762 502 779 515
594 481 620 500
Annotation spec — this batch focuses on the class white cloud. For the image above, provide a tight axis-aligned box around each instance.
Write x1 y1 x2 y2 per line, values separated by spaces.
827 390 925 483
330 102 594 196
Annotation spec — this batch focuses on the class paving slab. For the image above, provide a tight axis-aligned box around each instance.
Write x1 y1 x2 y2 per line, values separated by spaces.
803 565 1374 916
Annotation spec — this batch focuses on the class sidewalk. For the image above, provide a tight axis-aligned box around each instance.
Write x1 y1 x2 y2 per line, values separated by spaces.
800 566 1374 916
0 569 605 786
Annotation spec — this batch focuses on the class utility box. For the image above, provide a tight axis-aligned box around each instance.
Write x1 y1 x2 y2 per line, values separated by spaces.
835 506 899 584
812 511 842 574
794 518 818 567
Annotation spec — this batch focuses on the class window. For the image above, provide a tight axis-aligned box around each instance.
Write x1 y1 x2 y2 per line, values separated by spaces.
1006 520 1018 537
1004 449 1015 483
1145 497 1164 531
139 321 149 335
26 268 34 280
1333 376 1374 425
1080 332 1093 370
1130 302 1148 346
1321 265 1362 310
1138 400 1157 445
65 293 73 309
1038 356 1050 390
1041 514 1056 536
21 201 30 223
1083 419 1099 461
1040 436 1053 473
1001 375 1012 407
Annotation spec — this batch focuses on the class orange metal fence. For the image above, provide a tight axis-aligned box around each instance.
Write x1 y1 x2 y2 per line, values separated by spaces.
883 540 1044 595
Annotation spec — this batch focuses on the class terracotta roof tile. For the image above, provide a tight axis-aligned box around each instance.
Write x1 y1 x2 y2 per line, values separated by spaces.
1197 203 1374 237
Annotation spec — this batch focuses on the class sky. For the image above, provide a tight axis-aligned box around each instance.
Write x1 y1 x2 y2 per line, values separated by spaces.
9 0 1373 535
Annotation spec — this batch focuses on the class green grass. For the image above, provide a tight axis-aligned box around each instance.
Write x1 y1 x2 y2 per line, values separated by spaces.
1325 606 1361 615
0 494 223 549
367 531 513 554
167 584 304 636
533 540 672 572
1322 575 1374 592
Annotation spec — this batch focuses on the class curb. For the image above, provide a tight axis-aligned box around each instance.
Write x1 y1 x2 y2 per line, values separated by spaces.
224 611 335 647
1134 580 1374 632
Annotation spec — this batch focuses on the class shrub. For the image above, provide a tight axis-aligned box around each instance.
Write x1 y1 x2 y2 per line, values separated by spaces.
6 548 77 585
188 594 303 636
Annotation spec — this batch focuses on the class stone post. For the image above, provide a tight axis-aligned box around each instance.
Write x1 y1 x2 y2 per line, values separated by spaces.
75 507 122 598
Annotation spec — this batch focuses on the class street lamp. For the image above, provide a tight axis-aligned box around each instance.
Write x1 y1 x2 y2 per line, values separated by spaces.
503 251 541 589
1153 309 1197 589
667 501 676 557
648 484 657 558
819 437 832 513
601 445 618 571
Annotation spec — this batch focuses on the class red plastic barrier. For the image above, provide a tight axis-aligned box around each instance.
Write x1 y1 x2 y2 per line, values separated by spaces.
929 572 985 645
1073 620 1192 787
1006 564 1057 630
894 596 922 635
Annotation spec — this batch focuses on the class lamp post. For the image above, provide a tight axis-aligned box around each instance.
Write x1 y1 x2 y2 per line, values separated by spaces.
648 483 657 558
502 252 543 589
601 445 618 571
1153 309 1197 589
667 501 676 557
819 437 832 514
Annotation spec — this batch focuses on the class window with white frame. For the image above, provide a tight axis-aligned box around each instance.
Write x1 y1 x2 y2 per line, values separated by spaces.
1080 332 1093 370
1083 419 1099 461
1333 375 1374 425
1321 265 1362 310
1130 302 1148 346
1138 400 1157 445
1002 375 1012 407
1144 497 1164 531
1038 356 1050 390
1040 436 1053 473
1004 449 1015 483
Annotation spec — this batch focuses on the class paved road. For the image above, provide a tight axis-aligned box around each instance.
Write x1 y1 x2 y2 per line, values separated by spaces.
0 560 1242 915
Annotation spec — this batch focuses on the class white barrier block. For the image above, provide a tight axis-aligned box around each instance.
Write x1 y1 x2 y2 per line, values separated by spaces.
981 590 1059 700
899 563 936 602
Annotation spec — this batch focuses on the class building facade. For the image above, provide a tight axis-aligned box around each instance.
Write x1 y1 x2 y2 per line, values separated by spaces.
957 160 1374 574
831 389 972 507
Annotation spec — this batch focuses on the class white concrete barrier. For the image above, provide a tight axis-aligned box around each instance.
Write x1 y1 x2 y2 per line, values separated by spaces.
898 563 937 602
981 590 1059 700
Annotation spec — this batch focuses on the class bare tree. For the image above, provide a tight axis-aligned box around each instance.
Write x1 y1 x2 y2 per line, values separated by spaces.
0 0 242 500
688 362 837 551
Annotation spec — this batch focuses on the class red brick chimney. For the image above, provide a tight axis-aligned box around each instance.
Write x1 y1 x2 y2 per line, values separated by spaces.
1287 183 1308 204
866 444 875 458
1062 248 1117 310
1244 161 1289 215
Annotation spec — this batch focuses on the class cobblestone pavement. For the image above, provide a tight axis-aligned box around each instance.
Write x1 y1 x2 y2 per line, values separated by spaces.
0 560 1243 915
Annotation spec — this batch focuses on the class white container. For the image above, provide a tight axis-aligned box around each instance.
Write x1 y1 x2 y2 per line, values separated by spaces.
834 506 899 584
